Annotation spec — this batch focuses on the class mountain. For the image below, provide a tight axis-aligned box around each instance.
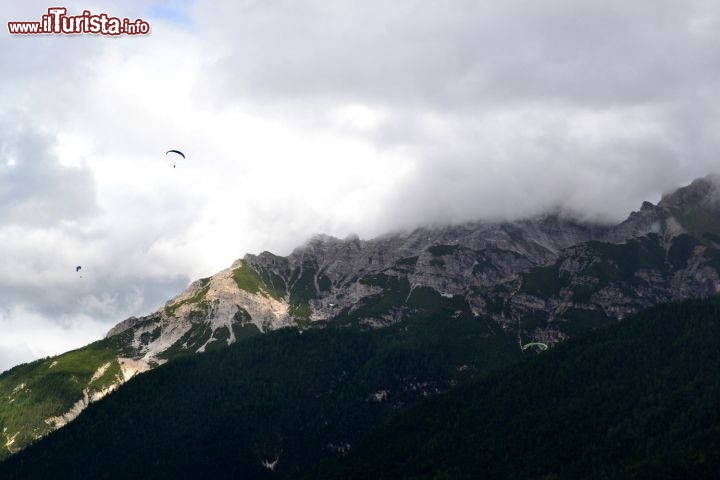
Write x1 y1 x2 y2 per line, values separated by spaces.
111 175 720 363
1 295 718 479
1 175 720 459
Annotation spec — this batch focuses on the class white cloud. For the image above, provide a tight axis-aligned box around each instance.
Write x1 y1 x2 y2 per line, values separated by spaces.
0 305 112 373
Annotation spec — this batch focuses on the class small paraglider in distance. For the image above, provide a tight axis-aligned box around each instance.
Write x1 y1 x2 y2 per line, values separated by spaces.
166 149 185 168
76 265 83 278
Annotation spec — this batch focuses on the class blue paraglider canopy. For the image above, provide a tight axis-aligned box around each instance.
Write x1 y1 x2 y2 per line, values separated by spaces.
76 266 82 272
166 149 185 168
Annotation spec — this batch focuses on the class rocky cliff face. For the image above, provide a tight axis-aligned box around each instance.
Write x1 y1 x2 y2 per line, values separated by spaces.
102 216 604 364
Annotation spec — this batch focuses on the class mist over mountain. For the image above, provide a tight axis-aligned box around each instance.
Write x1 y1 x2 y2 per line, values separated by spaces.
1 175 720 464
4 0 720 374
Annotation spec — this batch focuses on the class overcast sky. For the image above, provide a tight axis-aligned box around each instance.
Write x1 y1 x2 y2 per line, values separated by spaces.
1 0 719 372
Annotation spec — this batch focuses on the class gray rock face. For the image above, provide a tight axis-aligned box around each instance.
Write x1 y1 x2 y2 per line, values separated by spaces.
106 174 720 358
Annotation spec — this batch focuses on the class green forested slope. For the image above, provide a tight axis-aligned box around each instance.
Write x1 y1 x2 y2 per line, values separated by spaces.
2 295 719 479
0 313 519 479
309 296 720 480
0 341 124 460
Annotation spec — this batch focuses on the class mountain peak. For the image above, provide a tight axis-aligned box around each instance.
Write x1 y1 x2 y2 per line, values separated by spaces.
658 174 720 210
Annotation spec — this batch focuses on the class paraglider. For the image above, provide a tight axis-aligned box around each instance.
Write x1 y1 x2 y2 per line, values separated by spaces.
166 149 185 168
521 342 548 351
76 265 82 278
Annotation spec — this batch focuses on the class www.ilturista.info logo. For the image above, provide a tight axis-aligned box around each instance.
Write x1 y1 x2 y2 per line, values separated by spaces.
8 7 150 35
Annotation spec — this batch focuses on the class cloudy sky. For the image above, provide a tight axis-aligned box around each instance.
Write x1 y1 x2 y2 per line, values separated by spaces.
1 0 719 371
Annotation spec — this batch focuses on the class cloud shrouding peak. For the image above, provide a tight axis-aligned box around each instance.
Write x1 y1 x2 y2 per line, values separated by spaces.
1 0 720 371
